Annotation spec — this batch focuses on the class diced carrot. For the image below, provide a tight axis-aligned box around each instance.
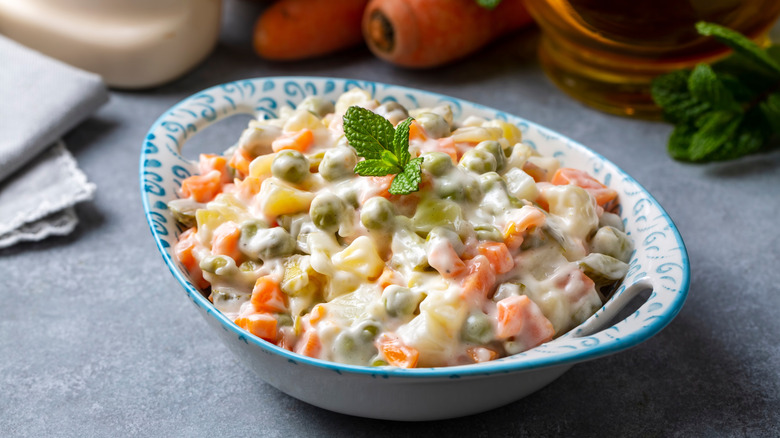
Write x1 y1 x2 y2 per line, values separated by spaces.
174 228 209 289
435 137 458 162
477 241 514 275
466 346 498 363
271 129 314 153
211 221 243 263
459 254 496 301
496 295 554 347
360 175 394 202
296 329 322 358
409 121 427 141
551 168 618 208
228 147 253 179
503 206 546 251
251 276 288 313
427 239 466 278
555 269 597 302
180 170 223 203
236 313 278 342
377 267 404 290
236 176 264 200
308 304 327 325
522 160 549 183
376 334 419 368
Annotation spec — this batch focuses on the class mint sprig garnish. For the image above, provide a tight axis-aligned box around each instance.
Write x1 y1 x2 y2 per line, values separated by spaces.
343 106 421 195
475 0 502 10
651 22 780 162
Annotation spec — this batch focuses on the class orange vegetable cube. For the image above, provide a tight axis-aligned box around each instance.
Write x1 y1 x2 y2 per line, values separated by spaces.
477 241 514 275
228 147 253 178
251 276 288 313
180 170 223 203
376 334 419 368
211 221 243 263
296 329 322 358
496 295 554 347
459 255 496 301
271 129 314 153
174 228 209 289
466 346 498 363
551 168 618 208
236 313 278 342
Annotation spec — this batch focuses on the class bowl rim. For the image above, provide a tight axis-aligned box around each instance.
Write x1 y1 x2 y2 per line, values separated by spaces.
140 76 690 379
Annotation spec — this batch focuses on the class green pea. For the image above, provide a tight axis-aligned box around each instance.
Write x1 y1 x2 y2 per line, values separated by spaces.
412 198 462 235
256 227 295 260
309 193 344 232
421 152 454 176
475 140 506 172
199 255 231 274
427 226 465 256
333 329 378 365
239 260 260 272
167 199 197 228
319 146 357 181
590 226 633 263
578 253 629 288
459 148 497 174
276 313 294 327
474 224 502 242
240 219 269 241
383 285 420 317
272 150 309 184
360 197 397 230
479 172 507 192
416 112 450 139
461 312 493 344
375 101 409 125
371 357 389 367
297 96 334 117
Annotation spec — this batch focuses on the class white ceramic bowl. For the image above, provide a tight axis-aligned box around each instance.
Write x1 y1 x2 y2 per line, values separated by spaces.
141 77 690 421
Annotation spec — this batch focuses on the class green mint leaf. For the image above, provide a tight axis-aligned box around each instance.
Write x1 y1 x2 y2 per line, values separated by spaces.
475 0 502 10
393 117 414 166
651 70 710 123
667 123 697 161
354 159 398 176
696 22 780 77
343 106 395 160
688 64 741 112
759 93 780 134
389 157 423 195
689 111 742 161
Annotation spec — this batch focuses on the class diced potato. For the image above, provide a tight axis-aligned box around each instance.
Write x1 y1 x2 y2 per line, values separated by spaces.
482 120 522 145
258 179 315 218
283 109 324 132
335 88 375 115
332 236 384 280
248 153 276 178
450 126 502 144
544 185 599 241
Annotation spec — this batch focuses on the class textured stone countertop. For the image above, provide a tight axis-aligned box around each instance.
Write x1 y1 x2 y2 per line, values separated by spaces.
2 3 778 436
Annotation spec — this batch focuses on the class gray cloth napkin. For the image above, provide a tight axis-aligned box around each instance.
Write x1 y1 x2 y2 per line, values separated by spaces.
0 35 107 248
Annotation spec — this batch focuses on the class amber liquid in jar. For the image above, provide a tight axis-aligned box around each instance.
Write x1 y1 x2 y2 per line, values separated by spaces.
524 0 780 118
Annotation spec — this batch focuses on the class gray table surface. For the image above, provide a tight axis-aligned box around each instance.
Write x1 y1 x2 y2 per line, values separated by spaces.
2 2 779 436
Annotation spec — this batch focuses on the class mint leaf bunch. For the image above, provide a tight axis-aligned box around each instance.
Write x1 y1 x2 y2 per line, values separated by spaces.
475 0 502 10
343 106 423 195
651 22 780 162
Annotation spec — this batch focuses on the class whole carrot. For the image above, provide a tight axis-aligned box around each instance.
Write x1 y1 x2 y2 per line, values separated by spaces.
363 0 533 68
254 0 369 60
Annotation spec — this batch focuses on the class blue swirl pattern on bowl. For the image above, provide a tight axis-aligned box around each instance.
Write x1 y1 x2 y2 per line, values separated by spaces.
140 77 689 418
